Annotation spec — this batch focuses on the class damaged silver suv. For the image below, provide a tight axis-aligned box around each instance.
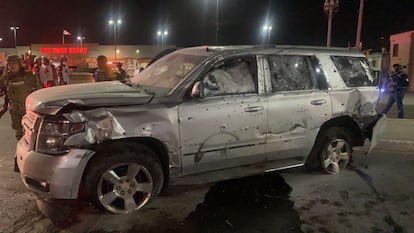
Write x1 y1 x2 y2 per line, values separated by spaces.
16 45 385 214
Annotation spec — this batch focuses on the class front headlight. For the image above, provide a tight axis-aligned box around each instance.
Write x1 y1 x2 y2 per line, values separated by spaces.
36 119 85 155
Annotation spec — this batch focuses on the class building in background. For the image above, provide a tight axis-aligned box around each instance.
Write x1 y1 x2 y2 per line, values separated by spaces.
366 49 389 86
0 43 176 77
389 30 414 91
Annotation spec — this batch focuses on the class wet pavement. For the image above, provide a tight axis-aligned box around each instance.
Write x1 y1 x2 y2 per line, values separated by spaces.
35 172 302 233
2 150 413 233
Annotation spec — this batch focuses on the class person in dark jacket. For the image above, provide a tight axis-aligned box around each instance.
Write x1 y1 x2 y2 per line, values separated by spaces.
93 55 115 82
381 64 410 118
115 62 127 83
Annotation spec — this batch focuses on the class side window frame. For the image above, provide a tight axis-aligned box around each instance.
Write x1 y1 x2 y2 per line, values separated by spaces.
331 55 375 87
192 55 259 99
266 54 324 93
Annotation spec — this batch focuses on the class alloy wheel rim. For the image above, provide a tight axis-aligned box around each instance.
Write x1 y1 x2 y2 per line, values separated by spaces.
322 139 351 174
97 163 154 214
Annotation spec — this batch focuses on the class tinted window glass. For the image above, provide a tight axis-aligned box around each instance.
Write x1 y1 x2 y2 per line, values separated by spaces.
331 56 375 87
201 57 257 97
268 55 319 92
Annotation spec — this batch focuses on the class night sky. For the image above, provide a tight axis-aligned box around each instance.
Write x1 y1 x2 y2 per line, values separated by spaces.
0 0 413 50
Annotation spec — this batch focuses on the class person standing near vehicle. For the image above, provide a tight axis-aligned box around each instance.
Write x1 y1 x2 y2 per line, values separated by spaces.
32 56 42 83
57 56 70 85
23 53 33 71
115 62 127 83
94 55 115 82
0 55 41 139
381 64 410 118
39 56 57 87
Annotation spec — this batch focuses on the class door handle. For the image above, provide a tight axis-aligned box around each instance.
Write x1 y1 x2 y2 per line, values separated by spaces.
310 99 327 105
244 106 264 112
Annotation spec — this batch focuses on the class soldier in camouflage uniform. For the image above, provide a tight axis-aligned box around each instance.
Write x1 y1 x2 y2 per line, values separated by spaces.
0 55 42 139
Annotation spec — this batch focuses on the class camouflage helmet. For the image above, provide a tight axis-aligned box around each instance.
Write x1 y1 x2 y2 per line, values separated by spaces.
6 55 22 63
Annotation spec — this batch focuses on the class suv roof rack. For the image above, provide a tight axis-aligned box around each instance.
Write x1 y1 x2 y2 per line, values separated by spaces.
205 45 359 52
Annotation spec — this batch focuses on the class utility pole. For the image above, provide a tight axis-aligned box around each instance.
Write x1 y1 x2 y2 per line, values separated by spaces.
323 0 339 47
215 0 219 44
355 0 365 50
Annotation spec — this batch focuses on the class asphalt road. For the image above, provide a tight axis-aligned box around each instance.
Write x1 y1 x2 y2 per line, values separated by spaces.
0 114 413 233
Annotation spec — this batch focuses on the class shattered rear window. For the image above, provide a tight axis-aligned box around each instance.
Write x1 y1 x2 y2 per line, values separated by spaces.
331 56 375 87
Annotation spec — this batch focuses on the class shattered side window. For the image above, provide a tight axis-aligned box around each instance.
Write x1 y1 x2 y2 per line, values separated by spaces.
331 56 375 87
268 55 318 92
201 57 257 97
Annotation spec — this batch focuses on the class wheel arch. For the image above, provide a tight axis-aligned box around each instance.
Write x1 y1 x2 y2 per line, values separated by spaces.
318 115 364 147
82 137 171 189
305 115 363 170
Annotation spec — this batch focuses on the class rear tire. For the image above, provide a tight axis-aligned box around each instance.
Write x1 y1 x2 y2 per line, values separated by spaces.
309 127 352 174
85 143 164 214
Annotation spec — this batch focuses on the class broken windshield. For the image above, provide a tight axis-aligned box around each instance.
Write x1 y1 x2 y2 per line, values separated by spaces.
129 52 208 96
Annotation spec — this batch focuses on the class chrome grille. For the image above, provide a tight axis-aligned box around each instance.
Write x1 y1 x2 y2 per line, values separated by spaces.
22 110 40 149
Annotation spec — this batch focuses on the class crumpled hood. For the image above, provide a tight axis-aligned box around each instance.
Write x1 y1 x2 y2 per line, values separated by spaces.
26 81 153 115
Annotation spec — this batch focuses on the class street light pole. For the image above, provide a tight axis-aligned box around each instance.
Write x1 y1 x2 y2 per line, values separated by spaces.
355 0 365 50
77 36 85 48
157 30 168 48
109 19 122 60
10 26 19 54
262 25 272 44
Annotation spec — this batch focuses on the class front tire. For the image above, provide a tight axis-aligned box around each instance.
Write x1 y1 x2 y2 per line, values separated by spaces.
85 143 164 214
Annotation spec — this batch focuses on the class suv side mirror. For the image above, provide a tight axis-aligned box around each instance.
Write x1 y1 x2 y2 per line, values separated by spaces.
191 81 203 98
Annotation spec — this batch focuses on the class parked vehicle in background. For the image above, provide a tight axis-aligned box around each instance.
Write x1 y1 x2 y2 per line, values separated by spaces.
16 45 385 215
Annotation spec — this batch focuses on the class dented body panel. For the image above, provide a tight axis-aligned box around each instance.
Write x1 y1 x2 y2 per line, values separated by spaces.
16 45 384 201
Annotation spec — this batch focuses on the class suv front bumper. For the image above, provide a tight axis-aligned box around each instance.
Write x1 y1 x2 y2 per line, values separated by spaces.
16 138 94 199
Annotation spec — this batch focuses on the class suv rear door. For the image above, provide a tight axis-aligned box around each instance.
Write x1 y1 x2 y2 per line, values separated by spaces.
263 54 332 166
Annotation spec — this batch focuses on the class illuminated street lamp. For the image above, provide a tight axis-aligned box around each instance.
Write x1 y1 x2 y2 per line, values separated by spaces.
77 36 85 48
157 30 168 47
109 19 122 59
262 25 272 44
10 26 19 54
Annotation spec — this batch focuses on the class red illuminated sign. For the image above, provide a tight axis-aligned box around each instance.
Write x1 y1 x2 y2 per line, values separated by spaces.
40 47 88 54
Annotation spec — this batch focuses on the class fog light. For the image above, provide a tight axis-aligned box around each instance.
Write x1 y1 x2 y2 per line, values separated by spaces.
25 176 50 192
40 181 48 188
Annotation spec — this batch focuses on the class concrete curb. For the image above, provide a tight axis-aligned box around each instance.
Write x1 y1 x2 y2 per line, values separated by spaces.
376 139 414 152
